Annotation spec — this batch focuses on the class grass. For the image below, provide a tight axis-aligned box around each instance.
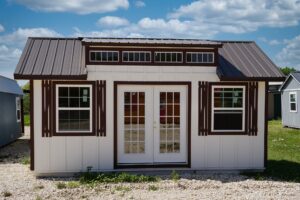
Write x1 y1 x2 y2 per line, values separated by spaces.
244 120 300 182
170 170 180 181
21 156 30 165
67 181 80 188
148 185 159 191
79 172 159 186
24 114 30 126
56 182 67 189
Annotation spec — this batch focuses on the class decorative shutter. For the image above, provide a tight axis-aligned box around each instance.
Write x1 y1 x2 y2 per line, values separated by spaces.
198 81 210 136
248 82 258 136
42 80 53 137
96 80 106 136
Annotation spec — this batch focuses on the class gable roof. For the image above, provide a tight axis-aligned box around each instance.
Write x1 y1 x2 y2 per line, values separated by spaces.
14 37 285 81
279 72 300 91
14 38 87 80
0 75 23 95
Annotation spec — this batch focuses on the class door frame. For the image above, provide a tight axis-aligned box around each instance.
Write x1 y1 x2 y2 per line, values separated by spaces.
114 81 191 169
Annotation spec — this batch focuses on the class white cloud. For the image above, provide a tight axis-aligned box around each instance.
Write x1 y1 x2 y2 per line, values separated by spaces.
97 16 129 27
135 1 145 8
0 24 4 32
169 0 300 34
259 37 282 46
12 0 129 14
276 35 300 69
0 27 62 78
0 27 61 47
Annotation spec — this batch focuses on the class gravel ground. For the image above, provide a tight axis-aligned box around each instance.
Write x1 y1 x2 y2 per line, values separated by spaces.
0 127 300 200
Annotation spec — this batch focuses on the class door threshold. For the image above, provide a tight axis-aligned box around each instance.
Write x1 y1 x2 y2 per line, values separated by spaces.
116 163 190 169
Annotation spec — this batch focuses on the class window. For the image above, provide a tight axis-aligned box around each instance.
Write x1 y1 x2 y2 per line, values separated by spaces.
186 52 214 63
16 97 21 122
90 51 119 62
289 92 297 112
122 51 151 62
154 52 183 63
211 86 245 132
56 85 92 133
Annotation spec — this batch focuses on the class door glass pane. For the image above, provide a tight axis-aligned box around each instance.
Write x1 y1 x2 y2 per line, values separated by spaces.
124 92 145 154
159 92 180 153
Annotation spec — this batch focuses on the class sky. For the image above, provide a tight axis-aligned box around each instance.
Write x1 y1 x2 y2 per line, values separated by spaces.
0 0 300 85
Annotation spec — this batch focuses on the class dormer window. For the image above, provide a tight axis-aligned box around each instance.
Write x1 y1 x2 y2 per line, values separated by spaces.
123 51 151 62
154 52 183 63
186 52 214 63
90 51 119 62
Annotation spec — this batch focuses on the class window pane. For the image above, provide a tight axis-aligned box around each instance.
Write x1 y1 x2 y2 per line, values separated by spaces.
80 97 90 107
59 87 68 97
197 53 203 62
102 52 107 61
161 53 165 61
59 97 68 107
192 53 197 62
113 52 118 61
214 112 243 130
59 110 69 120
291 103 296 111
140 53 145 61
146 53 151 61
107 52 113 61
208 53 213 62
166 53 171 62
80 110 90 120
123 52 129 61
70 110 80 120
172 53 176 62
155 53 160 61
79 119 90 130
59 120 69 130
70 87 79 97
129 53 134 61
90 52 96 61
69 98 79 107
187 53 191 62
96 52 101 61
203 53 208 62
134 52 139 61
290 94 296 102
177 53 182 62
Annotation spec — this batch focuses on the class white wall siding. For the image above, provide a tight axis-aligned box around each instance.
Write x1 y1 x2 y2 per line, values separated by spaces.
33 66 266 174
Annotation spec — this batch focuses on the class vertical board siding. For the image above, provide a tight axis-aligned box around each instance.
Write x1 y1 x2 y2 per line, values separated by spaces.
248 82 258 136
198 81 209 136
96 80 106 136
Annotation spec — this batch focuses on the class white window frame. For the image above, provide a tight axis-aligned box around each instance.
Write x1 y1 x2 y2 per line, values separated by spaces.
289 92 297 112
186 52 214 63
16 97 21 122
89 50 119 62
154 52 183 63
211 85 246 132
56 84 93 133
122 51 152 62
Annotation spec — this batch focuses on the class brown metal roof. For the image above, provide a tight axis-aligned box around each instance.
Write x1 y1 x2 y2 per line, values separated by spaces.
14 38 87 79
14 37 284 81
217 41 285 81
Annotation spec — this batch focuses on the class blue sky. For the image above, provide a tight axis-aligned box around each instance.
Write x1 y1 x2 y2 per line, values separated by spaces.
0 0 300 83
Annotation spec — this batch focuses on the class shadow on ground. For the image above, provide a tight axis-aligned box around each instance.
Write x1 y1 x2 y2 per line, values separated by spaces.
0 138 30 164
243 160 300 183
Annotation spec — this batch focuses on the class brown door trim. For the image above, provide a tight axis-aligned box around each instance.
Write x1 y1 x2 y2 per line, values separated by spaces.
113 81 191 169
30 80 34 171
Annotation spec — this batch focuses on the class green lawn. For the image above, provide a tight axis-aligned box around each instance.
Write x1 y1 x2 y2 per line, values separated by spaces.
246 120 300 182
24 114 30 126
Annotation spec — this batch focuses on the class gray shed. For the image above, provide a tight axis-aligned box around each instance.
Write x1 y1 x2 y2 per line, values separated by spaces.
0 75 24 147
280 72 300 128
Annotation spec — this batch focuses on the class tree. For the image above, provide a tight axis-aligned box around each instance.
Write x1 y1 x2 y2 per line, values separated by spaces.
22 82 30 115
279 67 297 76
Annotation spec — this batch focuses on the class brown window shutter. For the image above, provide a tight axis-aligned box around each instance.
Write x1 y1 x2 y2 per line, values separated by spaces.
198 81 210 136
42 80 53 137
248 82 258 136
96 80 106 136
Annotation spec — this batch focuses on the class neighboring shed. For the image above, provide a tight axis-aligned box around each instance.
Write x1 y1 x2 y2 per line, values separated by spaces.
268 82 283 120
0 75 24 147
280 72 300 128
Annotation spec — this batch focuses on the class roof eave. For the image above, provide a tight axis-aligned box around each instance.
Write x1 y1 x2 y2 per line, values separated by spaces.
14 74 88 80
219 76 286 82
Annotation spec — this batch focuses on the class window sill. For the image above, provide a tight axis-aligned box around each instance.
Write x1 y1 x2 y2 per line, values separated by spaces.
52 132 96 136
208 131 247 135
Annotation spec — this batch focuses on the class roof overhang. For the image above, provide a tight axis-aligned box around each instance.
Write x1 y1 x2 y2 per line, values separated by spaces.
14 74 87 80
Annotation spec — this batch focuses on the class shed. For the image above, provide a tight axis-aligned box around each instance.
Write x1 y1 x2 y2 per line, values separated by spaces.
280 72 300 128
268 82 283 120
0 75 24 147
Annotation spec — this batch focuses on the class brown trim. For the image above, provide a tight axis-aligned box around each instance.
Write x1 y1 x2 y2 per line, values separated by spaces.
219 76 285 82
85 46 218 67
208 82 249 135
114 81 191 169
52 81 96 136
20 98 24 134
14 74 87 80
247 82 259 136
30 80 34 171
198 81 209 136
96 80 106 137
264 81 269 168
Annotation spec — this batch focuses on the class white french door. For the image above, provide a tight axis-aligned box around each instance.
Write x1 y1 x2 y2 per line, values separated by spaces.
117 85 187 164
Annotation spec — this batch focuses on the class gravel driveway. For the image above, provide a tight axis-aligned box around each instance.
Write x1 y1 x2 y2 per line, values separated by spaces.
0 127 300 200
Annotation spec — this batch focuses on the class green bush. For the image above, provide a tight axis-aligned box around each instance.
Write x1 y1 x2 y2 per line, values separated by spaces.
170 170 180 181
56 182 67 189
